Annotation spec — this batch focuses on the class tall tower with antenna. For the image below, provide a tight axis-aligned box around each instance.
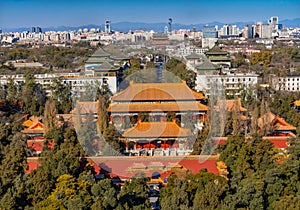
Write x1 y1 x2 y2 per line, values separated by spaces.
168 18 172 34
105 20 111 33
192 27 196 49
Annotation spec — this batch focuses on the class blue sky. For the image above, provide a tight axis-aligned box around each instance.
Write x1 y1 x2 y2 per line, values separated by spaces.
0 0 299 28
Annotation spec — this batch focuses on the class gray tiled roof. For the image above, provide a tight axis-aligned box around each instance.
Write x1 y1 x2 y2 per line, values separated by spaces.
91 47 111 57
95 61 114 70
195 57 219 70
185 52 204 59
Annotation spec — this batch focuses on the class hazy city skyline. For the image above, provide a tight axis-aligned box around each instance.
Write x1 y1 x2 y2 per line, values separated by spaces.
0 0 299 28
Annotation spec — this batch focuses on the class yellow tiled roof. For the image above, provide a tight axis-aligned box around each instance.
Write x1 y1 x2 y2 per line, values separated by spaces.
294 100 300 106
22 119 34 127
216 98 247 112
21 122 45 134
258 111 296 131
123 121 192 138
71 100 99 114
112 81 205 102
108 102 208 113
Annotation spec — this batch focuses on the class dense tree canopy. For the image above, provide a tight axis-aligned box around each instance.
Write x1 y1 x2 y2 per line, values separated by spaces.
165 58 196 89
0 44 94 72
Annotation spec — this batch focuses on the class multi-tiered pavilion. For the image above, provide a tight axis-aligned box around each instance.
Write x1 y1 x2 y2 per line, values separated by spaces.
107 80 208 155
108 81 208 125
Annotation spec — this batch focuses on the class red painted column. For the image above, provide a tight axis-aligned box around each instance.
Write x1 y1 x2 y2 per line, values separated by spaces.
126 141 129 151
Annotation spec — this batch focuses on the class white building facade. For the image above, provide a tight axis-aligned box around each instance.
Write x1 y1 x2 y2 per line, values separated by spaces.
196 73 259 96
0 72 118 97
272 76 300 92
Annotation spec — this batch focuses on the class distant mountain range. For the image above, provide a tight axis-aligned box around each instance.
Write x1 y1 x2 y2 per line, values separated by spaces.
2 18 300 33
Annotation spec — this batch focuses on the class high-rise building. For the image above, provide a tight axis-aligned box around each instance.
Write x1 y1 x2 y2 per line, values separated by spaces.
203 25 218 38
62 33 71 41
220 24 239 37
243 26 249 39
36 27 42 33
261 24 272 38
252 25 257 37
105 20 111 33
0 28 2 34
164 26 168 34
256 22 263 38
244 25 255 39
20 32 28 39
268 16 279 31
168 18 172 34
31 27 42 33
220 24 228 36
231 25 238 35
